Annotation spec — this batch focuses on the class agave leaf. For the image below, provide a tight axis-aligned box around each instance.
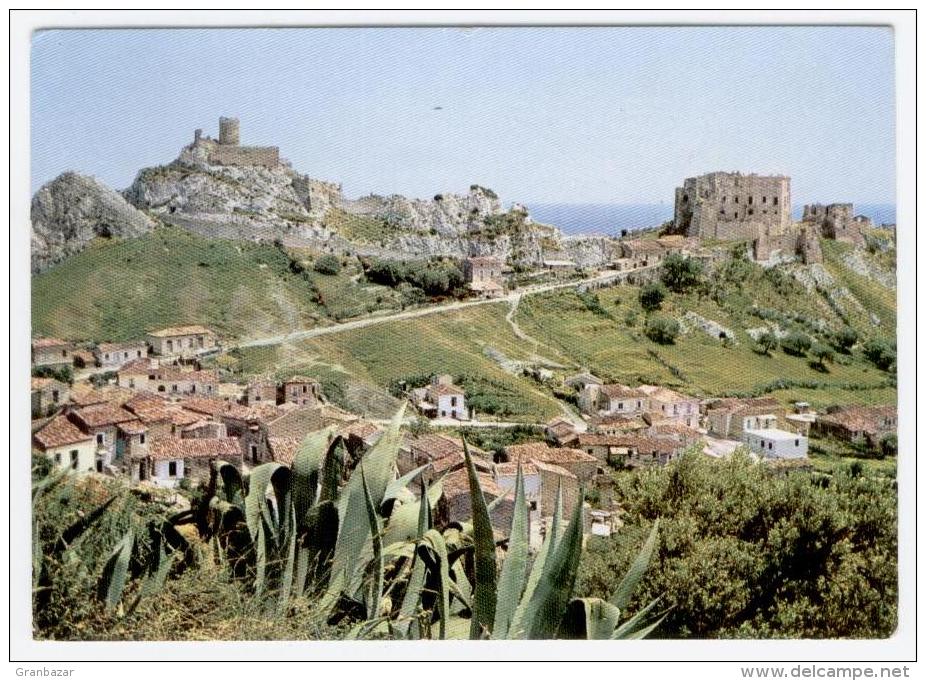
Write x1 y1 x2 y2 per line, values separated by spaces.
445 614 473 640
449 564 473 615
382 480 442 547
383 463 430 505
293 545 310 598
361 464 384 621
278 503 298 613
323 405 405 611
292 427 333 526
417 528 450 640
464 440 497 639
397 554 427 639
612 595 666 639
492 464 529 639
55 495 118 555
215 461 245 506
244 462 286 542
521 487 584 639
610 519 660 611
509 481 564 638
98 528 134 611
254 521 268 598
305 499 339 586
562 597 622 640
319 436 346 504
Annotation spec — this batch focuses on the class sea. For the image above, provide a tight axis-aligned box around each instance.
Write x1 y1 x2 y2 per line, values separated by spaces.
529 203 897 237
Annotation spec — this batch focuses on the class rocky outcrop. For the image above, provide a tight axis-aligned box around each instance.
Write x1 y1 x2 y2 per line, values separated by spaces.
31 172 156 272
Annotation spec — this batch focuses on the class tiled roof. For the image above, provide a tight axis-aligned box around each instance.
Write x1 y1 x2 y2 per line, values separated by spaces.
817 405 897 434
638 385 694 404
493 461 539 477
441 468 504 498
504 441 555 460
118 357 157 375
97 340 146 353
599 384 646 400
32 337 71 349
33 414 93 449
149 437 241 461
533 447 598 465
117 420 148 435
267 437 301 465
587 413 647 430
406 433 465 460
530 459 577 479
147 325 213 338
69 384 134 407
182 397 249 419
428 382 465 397
71 404 137 428
31 377 64 391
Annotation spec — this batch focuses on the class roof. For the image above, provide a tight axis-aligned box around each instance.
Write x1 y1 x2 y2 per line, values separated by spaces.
441 468 505 499
817 405 896 434
118 357 157 375
149 437 241 461
744 428 805 441
505 441 597 465
564 372 602 386
151 367 219 383
32 337 71 349
96 340 146 353
530 459 577 479
707 396 780 416
428 382 465 397
267 437 302 465
406 433 464 460
31 377 65 391
466 256 503 266
147 325 214 338
33 414 93 449
638 385 694 403
587 413 648 431
182 396 250 420
284 375 319 385
69 384 134 407
338 420 382 442
71 404 137 428
493 461 539 477
599 384 647 400
117 420 148 435
621 239 666 255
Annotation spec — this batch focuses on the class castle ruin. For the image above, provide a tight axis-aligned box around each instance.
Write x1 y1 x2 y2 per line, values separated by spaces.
188 116 280 168
802 203 863 246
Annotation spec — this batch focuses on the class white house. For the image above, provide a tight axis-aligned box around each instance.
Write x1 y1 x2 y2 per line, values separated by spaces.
32 414 96 473
744 428 808 459
95 340 148 370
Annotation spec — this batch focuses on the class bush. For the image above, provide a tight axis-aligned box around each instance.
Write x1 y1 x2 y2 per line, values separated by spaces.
756 331 778 355
660 253 704 293
644 316 680 345
863 338 896 372
833 327 859 354
314 254 342 275
32 364 73 385
780 332 813 357
639 282 666 312
808 343 835 371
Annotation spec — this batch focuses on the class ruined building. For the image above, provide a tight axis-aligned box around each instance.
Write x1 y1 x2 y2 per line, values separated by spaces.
188 117 280 168
802 203 864 246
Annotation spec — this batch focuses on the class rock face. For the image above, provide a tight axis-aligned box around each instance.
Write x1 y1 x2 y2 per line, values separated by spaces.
31 172 156 272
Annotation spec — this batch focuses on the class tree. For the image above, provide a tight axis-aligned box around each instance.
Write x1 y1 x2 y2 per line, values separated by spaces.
660 253 704 293
780 332 813 357
809 343 835 370
833 327 858 354
756 331 778 355
639 282 667 312
863 338 896 372
314 254 342 275
644 316 680 345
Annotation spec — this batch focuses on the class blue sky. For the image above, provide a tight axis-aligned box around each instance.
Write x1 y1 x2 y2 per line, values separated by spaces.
31 26 895 205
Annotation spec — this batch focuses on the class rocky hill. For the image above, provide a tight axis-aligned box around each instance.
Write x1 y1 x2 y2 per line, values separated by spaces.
31 172 156 272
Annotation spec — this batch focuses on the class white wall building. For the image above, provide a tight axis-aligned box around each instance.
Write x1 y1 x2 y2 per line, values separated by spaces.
744 428 808 459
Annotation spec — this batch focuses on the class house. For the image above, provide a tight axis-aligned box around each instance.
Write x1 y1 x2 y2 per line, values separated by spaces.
464 256 505 299
412 375 469 420
69 383 135 408
743 428 809 460
244 379 278 405
217 382 245 403
150 366 219 397
705 397 785 440
241 404 355 465
283 376 321 406
544 416 579 446
31 377 69 418
397 432 489 489
542 259 578 276
638 385 700 428
68 403 138 470
32 414 95 473
123 393 202 440
493 461 542 514
575 433 685 468
436 468 514 534
95 340 148 370
336 420 384 458
812 405 897 448
116 358 158 391
266 437 302 466
532 459 581 519
32 337 74 368
504 441 598 484
579 384 646 417
618 239 667 268
145 437 242 487
586 412 648 435
564 372 602 392
146 325 218 359
118 420 150 477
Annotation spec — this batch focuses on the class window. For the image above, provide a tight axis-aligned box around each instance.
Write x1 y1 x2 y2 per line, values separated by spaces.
96 433 104 446
795 439 799 447
762 196 767 203
734 196 740 204
172 384 178 392
773 197 779 206
529 501 538 511
168 461 178 477
139 433 146 445
734 212 739 219
54 452 61 465
302 385 307 393
617 402 623 410
96 460 103 472
250 444 258 462
129 379 135 388
70 450 79 470
760 439 765 448
748 209 754 216
722 195 727 203
62 349 67 357
748 196 753 205
191 384 196 394
137 350 142 357
104 353 110 361
158 385 166 392
451 396 457 406
52 390 59 402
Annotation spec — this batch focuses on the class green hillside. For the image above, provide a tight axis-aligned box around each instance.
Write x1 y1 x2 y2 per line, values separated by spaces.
31 226 400 343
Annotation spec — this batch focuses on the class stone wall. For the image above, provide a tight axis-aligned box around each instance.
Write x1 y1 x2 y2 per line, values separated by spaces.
803 203 863 246
208 145 280 168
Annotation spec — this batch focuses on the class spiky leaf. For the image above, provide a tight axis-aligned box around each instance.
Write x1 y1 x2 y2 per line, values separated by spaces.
611 519 660 611
98 528 134 611
464 439 497 639
492 464 529 639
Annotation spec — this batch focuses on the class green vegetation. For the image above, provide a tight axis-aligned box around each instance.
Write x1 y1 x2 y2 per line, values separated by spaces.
578 450 897 638
313 254 342 275
660 253 704 293
755 331 778 355
32 364 73 385
364 258 466 299
323 208 408 245
32 227 399 342
644 316 680 345
780 331 813 357
639 282 666 312
33 414 662 641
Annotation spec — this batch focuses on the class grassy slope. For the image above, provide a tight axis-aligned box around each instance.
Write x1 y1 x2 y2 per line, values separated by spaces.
32 227 398 343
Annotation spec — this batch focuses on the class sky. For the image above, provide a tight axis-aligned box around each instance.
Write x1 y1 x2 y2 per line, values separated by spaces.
31 26 895 206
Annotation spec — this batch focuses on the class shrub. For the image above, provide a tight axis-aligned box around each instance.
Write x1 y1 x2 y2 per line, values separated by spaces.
660 253 704 293
809 343 835 371
833 327 859 354
314 254 342 275
32 364 73 385
756 331 778 355
863 338 896 372
639 282 666 312
780 332 813 357
644 316 680 345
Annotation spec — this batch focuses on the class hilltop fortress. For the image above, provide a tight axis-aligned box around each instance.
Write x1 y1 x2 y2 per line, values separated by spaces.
180 116 281 168
671 171 865 264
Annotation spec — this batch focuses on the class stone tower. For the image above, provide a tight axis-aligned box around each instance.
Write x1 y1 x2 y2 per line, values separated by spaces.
218 116 240 146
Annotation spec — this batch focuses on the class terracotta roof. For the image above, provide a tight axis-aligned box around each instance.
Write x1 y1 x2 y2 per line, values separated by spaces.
494 461 539 477
118 357 157 375
638 385 694 404
97 340 146 354
441 468 504 498
817 405 897 434
147 325 213 338
267 437 301 465
575 433 634 447
622 239 666 255
599 384 647 400
707 397 780 416
32 337 71 349
69 384 134 407
33 414 93 449
406 433 465 460
117 420 148 435
149 437 241 461
71 404 137 428
338 420 382 442
587 414 648 431
31 377 65 391
647 422 702 441
182 397 246 419
547 421 578 438
530 459 577 479
429 452 467 475
532 447 597 465
504 441 556 460
428 382 465 397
